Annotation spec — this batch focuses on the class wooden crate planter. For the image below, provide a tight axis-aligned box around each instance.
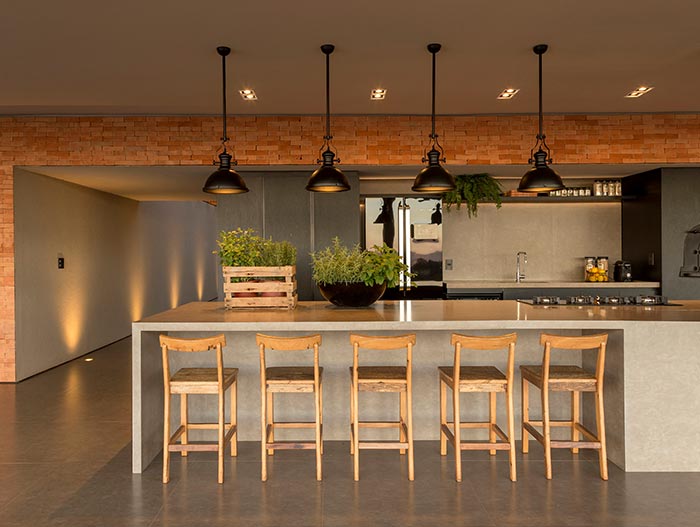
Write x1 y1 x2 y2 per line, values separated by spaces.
222 265 297 309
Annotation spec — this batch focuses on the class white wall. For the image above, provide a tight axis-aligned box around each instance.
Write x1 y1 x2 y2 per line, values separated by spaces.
13 169 217 381
443 202 621 281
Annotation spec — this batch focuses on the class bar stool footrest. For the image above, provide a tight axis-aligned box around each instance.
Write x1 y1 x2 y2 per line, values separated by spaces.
358 441 409 450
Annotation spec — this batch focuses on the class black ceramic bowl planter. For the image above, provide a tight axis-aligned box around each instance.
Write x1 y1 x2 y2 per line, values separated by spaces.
318 282 387 307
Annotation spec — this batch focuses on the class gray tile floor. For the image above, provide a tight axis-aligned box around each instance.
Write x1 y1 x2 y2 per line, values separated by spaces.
1 338 699 526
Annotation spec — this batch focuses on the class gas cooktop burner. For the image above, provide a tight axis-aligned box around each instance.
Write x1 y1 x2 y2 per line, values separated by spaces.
523 295 676 306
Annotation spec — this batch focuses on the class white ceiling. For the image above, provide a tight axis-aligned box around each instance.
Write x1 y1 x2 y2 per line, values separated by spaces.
2 0 699 115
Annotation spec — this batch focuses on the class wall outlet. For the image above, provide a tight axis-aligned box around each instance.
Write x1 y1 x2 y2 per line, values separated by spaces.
445 259 453 271
58 254 65 269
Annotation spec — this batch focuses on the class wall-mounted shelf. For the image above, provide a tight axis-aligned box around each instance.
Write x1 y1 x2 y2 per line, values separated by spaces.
498 196 624 203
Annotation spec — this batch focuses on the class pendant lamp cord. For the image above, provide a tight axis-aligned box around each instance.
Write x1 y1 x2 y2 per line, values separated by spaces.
221 52 229 148
325 51 331 141
537 51 543 140
431 50 436 140
529 44 552 164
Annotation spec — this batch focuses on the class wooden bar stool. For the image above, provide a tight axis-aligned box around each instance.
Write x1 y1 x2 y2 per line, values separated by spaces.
521 333 609 480
349 334 415 481
257 334 323 481
439 333 518 482
160 334 238 484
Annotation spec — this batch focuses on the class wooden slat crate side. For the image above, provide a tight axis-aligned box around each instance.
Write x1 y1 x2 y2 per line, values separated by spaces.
223 281 296 294
222 265 296 279
224 293 298 309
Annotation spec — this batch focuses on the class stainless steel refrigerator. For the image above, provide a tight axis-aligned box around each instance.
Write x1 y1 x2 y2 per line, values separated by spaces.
363 197 444 298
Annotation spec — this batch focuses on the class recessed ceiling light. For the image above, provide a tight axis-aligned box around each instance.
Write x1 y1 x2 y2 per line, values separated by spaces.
84 357 94 362
497 88 519 100
625 86 654 98
371 88 387 100
239 89 258 100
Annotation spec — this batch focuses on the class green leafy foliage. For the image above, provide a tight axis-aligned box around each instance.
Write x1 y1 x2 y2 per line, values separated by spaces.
442 173 503 218
214 228 296 267
311 237 408 288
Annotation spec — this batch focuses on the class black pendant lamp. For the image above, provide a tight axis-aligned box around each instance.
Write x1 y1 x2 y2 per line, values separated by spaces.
203 46 249 195
517 44 565 193
306 44 350 192
412 43 456 193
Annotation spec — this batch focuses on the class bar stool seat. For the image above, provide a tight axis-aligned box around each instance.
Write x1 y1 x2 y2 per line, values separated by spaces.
349 366 407 389
170 368 238 394
266 366 323 390
438 366 506 390
521 365 596 391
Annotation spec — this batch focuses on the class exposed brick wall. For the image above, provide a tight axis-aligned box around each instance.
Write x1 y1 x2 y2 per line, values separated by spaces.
1 113 700 381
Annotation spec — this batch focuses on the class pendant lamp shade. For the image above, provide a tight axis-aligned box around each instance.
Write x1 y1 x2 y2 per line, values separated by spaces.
517 44 564 193
412 43 455 193
203 46 249 195
306 44 349 192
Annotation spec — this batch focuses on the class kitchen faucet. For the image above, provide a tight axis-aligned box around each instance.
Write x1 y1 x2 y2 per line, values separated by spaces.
516 251 528 283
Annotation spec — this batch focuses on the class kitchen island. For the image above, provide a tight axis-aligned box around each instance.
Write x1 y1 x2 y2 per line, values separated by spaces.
132 300 700 474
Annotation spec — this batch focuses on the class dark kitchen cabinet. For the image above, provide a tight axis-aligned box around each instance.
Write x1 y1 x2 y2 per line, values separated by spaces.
621 168 700 299
216 171 360 300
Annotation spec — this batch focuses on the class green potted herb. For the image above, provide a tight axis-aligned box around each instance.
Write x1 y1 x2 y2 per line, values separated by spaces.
311 238 408 307
442 173 503 218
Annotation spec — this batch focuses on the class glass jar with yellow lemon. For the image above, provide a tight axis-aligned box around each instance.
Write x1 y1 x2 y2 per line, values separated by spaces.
586 267 609 282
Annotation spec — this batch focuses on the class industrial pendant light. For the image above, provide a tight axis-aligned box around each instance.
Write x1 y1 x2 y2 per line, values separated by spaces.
517 44 565 193
412 43 456 193
306 44 350 192
203 46 249 195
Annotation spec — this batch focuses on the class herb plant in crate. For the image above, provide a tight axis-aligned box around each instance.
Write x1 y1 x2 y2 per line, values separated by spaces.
214 228 297 309
311 238 408 307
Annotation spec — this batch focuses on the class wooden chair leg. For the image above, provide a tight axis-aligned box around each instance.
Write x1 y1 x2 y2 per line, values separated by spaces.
353 382 360 481
571 390 580 454
180 394 188 457
267 392 275 456
596 388 609 480
218 391 225 484
230 380 238 457
489 392 497 456
319 378 324 455
439 379 447 456
522 379 530 454
399 391 407 455
261 385 267 482
542 386 552 480
453 384 462 482
506 385 517 482
315 381 322 481
406 384 414 482
163 391 171 484
349 378 355 455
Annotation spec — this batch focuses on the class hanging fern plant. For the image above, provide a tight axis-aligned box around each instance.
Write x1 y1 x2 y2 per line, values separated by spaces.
442 173 504 218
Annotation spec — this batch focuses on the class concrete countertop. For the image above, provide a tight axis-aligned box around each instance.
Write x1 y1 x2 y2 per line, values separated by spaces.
135 299 700 330
445 280 661 289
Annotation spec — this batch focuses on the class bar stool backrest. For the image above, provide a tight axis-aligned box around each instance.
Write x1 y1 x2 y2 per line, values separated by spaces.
539 333 608 387
159 334 227 390
450 333 517 390
256 334 322 383
349 334 416 378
